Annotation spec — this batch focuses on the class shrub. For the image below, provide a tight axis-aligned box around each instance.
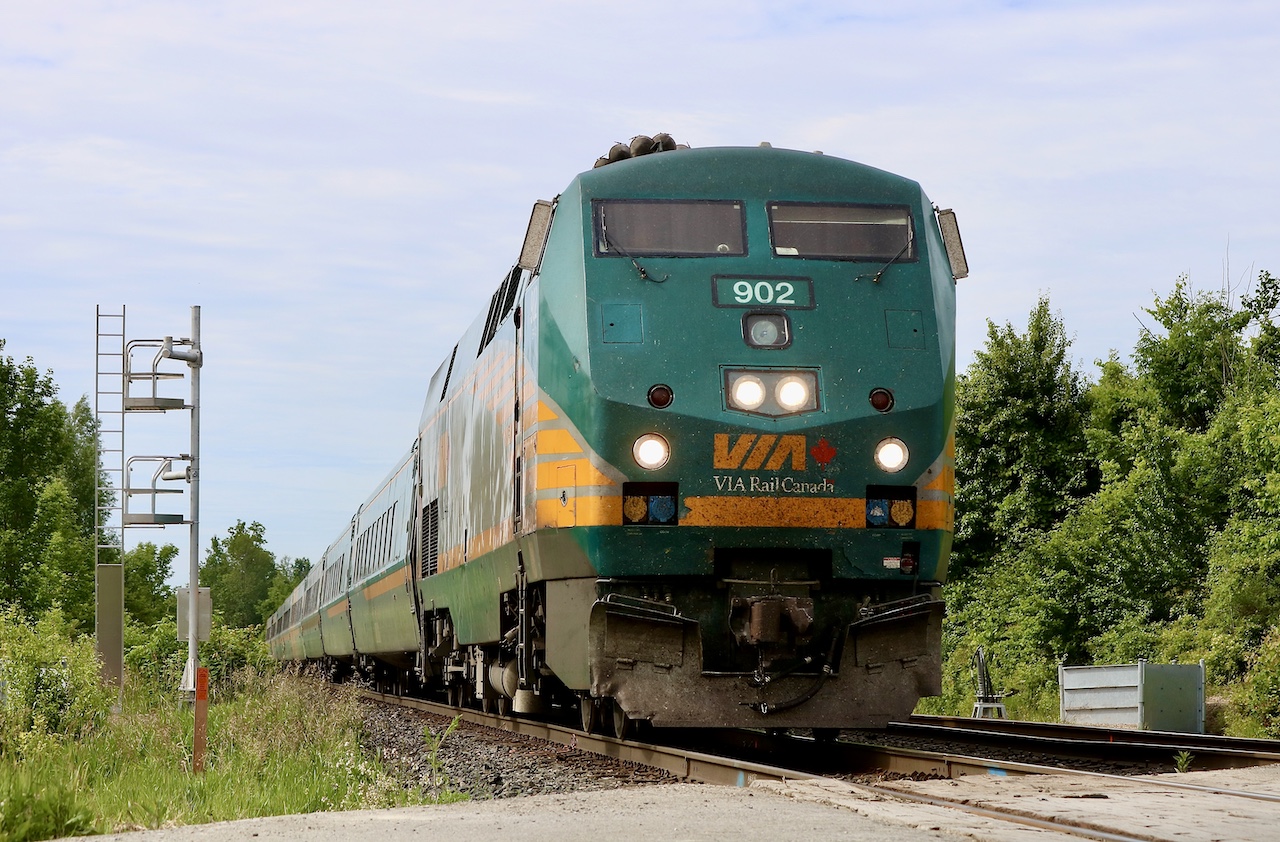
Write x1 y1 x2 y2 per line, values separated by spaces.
201 625 276 693
1240 626 1280 737
124 620 276 698
122 620 186 693
0 607 113 758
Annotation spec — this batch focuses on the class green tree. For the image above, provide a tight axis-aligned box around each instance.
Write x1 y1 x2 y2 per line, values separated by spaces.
258 556 310 625
200 520 278 628
122 542 177 626
1023 422 1220 663
934 273 1280 732
1241 270 1280 380
1133 278 1250 432
30 478 95 629
951 297 1097 577
935 298 1099 716
1082 279 1280 679
1194 389 1280 678
0 342 103 616
1084 354 1156 481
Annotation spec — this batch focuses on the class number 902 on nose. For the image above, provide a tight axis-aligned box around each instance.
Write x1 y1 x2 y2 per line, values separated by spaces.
712 276 814 309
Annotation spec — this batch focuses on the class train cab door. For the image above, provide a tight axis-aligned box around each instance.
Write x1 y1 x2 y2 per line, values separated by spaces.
512 284 526 536
514 199 554 537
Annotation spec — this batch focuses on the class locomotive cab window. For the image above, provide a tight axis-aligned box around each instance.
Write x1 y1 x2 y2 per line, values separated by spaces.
595 200 745 257
768 203 915 261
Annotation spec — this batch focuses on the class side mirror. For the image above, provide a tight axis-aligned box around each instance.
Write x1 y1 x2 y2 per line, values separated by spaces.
518 199 555 273
935 208 969 280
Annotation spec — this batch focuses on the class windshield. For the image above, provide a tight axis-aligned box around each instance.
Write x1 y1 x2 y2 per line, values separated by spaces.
768 203 914 261
595 200 746 257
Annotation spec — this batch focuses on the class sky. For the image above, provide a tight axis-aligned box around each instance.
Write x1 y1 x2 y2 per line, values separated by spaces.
2 1 1277 582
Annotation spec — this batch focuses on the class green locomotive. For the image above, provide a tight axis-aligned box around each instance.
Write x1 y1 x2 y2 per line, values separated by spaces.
268 137 968 736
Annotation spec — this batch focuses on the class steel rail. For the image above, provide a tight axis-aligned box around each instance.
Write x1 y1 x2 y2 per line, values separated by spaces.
832 737 1280 803
893 717 1280 770
911 713 1280 754
828 739 1280 814
834 738 1097 778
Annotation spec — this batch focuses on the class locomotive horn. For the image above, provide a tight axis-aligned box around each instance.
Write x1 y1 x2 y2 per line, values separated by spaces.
595 135 684 167
629 135 656 156
652 132 676 152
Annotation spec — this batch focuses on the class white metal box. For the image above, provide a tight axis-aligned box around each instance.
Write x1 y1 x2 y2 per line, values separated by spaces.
1059 661 1204 733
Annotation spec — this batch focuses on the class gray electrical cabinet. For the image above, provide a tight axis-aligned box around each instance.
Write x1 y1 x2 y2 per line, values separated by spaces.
1059 661 1205 733
176 587 212 642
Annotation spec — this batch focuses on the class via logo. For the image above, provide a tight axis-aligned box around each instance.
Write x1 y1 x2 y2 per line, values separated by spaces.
713 434 806 471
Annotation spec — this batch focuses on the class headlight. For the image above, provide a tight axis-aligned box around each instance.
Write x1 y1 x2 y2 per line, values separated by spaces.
633 433 670 470
730 375 767 411
744 313 790 348
723 368 820 417
775 375 810 411
874 437 908 473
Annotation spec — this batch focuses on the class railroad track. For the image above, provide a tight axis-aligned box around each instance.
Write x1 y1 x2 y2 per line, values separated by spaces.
361 688 1084 783
362 690 1280 841
850 763 1280 842
897 714 1280 771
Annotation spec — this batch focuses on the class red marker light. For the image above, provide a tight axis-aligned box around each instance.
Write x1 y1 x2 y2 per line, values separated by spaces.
648 384 674 409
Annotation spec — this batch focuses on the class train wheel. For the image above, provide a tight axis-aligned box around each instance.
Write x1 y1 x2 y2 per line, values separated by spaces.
579 695 600 734
448 683 464 709
610 699 631 741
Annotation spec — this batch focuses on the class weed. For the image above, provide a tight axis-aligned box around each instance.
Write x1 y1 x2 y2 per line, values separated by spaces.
0 667 460 840
423 716 462 801
0 763 94 842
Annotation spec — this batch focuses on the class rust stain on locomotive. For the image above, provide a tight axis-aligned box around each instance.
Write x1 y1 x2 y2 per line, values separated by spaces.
681 495 865 528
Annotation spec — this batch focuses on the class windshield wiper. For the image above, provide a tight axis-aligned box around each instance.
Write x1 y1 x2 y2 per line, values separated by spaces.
600 224 669 284
854 235 913 284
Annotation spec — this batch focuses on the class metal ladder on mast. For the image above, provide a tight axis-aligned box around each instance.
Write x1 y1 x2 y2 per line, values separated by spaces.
94 306 126 565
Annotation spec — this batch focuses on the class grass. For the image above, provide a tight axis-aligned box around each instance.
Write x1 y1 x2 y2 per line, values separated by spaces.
0 668 458 842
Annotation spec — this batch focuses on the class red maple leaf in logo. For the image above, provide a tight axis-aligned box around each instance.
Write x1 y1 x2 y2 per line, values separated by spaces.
810 437 837 469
